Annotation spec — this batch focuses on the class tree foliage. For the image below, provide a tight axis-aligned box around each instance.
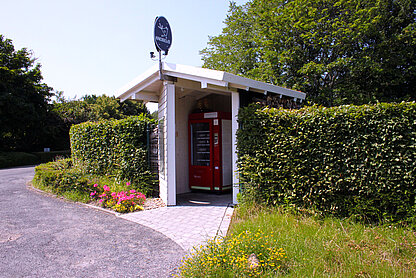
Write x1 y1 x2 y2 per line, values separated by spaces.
53 94 149 125
51 94 149 150
0 34 149 152
201 0 416 106
0 35 54 151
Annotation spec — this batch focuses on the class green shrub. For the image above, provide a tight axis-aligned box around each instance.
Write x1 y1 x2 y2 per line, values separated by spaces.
70 115 156 195
32 158 94 202
33 158 150 204
237 102 416 224
0 152 39 168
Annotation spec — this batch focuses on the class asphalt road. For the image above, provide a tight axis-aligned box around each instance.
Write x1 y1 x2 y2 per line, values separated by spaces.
0 166 185 278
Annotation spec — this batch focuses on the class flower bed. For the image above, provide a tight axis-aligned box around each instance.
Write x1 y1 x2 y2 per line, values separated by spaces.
90 182 146 213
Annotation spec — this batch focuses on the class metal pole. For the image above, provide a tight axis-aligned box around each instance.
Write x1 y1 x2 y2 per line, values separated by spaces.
158 50 163 80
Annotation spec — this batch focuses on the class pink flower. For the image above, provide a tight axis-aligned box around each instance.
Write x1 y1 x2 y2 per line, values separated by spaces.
99 199 103 203
93 184 98 187
103 185 110 191
111 192 116 198
126 182 131 186
130 189 135 193
90 191 96 196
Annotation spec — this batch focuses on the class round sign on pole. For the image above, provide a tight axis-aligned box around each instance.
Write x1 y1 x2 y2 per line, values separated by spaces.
154 16 172 54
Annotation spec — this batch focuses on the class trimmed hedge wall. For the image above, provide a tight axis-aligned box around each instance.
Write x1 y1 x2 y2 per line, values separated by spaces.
70 115 155 191
237 102 416 223
0 152 39 169
0 150 70 169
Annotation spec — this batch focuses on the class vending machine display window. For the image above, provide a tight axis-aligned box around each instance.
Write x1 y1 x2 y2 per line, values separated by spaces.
188 112 232 192
190 122 211 167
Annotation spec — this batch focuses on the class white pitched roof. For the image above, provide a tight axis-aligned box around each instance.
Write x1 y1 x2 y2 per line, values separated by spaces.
117 62 306 101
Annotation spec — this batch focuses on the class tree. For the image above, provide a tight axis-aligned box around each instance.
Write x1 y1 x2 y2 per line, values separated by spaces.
51 94 149 149
0 35 150 152
52 94 149 124
201 0 416 106
0 35 54 151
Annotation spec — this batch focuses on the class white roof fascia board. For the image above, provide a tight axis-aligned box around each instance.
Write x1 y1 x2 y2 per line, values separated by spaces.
117 64 159 101
163 63 226 81
165 63 305 99
117 62 306 101
119 94 133 102
120 75 160 102
223 72 306 100
205 83 237 94
164 71 229 88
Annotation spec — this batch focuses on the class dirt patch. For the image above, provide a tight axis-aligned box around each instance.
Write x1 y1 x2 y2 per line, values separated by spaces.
143 198 166 210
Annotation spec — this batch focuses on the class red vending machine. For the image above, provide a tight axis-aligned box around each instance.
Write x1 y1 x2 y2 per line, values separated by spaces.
188 112 232 192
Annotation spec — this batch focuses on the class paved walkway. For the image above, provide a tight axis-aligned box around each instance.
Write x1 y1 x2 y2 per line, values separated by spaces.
120 192 234 252
1 166 185 278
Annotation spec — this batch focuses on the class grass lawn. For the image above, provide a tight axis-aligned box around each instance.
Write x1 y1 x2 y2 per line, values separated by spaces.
179 204 416 277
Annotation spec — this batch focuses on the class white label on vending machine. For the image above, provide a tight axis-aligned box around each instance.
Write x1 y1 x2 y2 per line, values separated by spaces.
213 119 218 125
204 112 218 119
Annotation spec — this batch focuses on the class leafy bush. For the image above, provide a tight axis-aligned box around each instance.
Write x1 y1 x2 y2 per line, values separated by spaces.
237 102 416 224
70 115 156 195
0 152 39 168
32 158 148 207
32 158 95 202
33 158 94 196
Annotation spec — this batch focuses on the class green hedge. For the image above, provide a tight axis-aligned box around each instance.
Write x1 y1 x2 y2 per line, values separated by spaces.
70 115 156 192
0 152 39 168
0 150 71 169
237 102 416 223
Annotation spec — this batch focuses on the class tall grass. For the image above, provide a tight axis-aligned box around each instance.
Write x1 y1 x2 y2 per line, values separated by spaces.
179 205 416 277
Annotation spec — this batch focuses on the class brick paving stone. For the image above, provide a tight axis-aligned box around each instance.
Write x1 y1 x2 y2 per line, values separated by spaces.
119 192 233 252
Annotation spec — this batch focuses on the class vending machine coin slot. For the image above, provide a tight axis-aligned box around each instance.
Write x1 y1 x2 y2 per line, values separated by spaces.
214 133 219 145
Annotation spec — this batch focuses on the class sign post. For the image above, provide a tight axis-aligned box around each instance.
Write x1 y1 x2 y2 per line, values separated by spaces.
153 16 172 80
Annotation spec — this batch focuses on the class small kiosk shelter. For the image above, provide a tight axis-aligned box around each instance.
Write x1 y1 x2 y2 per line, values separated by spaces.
118 63 306 206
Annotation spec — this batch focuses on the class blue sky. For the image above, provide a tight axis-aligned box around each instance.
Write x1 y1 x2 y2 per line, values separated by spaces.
1 0 248 100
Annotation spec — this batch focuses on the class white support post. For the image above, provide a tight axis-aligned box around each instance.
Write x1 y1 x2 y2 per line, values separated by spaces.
166 81 176 206
231 91 240 205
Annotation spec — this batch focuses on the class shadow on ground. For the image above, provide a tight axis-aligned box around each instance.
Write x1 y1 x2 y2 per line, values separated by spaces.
176 192 232 207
